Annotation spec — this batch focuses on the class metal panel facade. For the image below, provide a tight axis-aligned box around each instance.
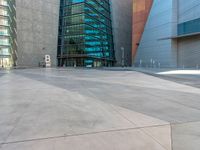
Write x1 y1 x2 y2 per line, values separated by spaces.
132 0 153 63
177 0 200 68
135 0 178 68
134 0 200 68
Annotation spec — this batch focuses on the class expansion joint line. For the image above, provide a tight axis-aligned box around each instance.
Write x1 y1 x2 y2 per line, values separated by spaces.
110 105 170 150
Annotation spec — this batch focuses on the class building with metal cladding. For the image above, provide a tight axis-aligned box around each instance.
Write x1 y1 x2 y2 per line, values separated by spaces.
132 0 153 63
0 0 17 68
133 0 200 68
58 0 115 67
3 0 200 68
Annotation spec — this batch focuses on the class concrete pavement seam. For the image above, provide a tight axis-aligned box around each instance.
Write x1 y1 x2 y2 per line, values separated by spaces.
2 124 171 146
3 98 35 144
110 105 170 150
145 87 200 112
170 124 174 150
170 120 200 126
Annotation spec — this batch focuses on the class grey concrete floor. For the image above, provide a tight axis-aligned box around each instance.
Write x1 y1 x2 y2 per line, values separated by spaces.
132 67 200 88
0 68 200 150
151 74 200 89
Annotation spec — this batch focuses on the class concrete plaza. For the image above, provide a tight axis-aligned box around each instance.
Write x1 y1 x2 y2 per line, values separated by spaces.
0 68 200 150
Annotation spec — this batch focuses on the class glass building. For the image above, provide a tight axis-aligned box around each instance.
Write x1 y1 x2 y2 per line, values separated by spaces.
0 0 17 68
58 0 114 67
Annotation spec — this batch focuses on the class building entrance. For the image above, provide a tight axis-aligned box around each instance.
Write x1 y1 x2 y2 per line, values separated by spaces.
0 57 11 68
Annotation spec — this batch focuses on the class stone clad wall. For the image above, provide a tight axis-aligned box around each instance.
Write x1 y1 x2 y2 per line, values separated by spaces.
16 0 60 67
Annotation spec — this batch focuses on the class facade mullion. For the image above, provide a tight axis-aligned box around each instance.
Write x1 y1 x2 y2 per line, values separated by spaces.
58 0 114 67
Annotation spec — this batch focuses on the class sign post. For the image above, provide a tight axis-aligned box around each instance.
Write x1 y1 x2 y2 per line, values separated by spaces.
45 55 51 67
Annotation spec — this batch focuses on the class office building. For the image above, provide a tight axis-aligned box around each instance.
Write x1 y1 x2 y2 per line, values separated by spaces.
133 0 200 68
16 0 60 67
58 0 115 67
3 0 200 69
0 0 132 68
0 0 17 68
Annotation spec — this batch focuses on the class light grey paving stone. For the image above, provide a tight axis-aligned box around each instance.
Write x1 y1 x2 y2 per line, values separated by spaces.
5 86 135 142
172 122 200 150
2 129 167 150
111 105 169 127
1 68 200 150
88 87 200 123
0 105 27 144
142 125 172 150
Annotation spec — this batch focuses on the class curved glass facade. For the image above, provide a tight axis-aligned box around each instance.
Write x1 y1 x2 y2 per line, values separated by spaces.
58 0 114 67
0 0 17 68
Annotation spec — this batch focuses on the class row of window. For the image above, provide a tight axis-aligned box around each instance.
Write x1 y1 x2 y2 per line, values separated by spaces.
59 34 112 45
62 23 112 36
0 0 8 6
63 3 111 23
61 0 110 12
178 18 200 35
0 27 9 36
62 14 112 34
0 47 10 55
62 45 111 56
58 0 114 64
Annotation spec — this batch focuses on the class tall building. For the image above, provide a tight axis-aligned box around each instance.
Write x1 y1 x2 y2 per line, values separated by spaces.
133 0 200 68
176 0 200 68
0 0 132 68
16 0 60 67
58 0 114 67
0 0 17 68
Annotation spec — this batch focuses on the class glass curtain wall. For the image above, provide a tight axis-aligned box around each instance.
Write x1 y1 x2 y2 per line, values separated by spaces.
0 0 17 68
58 0 114 67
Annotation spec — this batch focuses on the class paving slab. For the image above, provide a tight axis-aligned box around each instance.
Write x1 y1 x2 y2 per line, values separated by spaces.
1 77 135 143
111 105 169 127
1 129 168 150
0 68 200 150
172 121 200 150
88 87 200 123
142 125 172 150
